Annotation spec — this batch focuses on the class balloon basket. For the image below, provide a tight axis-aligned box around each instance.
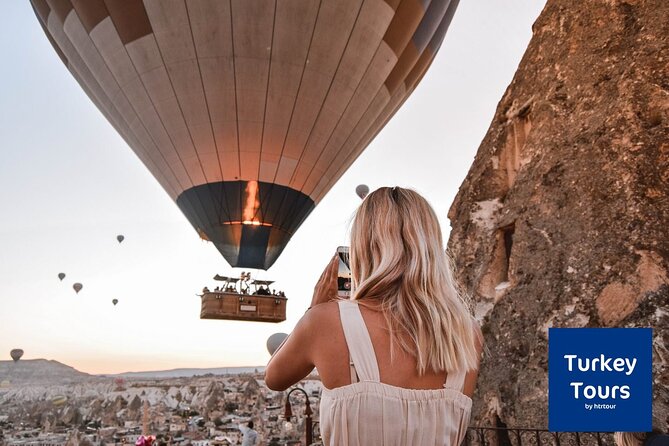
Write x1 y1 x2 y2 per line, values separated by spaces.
200 292 287 323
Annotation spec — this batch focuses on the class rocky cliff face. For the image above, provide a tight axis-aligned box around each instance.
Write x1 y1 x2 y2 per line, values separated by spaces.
447 0 668 429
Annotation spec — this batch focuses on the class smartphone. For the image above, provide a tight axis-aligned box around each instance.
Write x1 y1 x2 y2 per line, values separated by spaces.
337 246 351 298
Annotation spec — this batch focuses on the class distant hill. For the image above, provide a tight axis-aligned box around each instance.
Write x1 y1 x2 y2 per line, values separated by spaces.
0 359 266 384
110 366 266 379
0 359 94 385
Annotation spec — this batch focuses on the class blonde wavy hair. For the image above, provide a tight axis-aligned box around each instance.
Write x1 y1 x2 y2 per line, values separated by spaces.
349 186 479 374
614 432 647 446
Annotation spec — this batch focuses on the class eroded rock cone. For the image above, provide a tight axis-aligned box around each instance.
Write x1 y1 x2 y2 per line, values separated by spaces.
447 0 668 430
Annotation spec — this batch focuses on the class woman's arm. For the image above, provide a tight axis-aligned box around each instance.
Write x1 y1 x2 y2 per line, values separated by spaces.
264 255 340 391
264 311 318 391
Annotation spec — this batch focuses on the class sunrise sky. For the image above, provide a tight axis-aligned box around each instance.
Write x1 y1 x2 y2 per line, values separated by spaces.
0 1 546 374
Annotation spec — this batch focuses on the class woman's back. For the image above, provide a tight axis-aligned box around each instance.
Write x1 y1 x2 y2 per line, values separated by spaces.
265 187 482 445
310 301 477 392
314 300 475 446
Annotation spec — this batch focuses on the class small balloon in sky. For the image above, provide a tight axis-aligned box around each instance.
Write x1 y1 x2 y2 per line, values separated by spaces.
112 299 118 306
51 395 67 406
355 184 370 199
58 272 66 281
116 235 124 243
266 333 288 355
10 349 23 362
73 283 83 294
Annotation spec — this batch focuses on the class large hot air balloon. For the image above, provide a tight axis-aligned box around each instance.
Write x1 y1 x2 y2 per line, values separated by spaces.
112 298 118 306
355 184 370 199
116 235 124 243
58 272 66 281
31 0 459 269
73 283 83 294
266 333 289 355
10 349 23 362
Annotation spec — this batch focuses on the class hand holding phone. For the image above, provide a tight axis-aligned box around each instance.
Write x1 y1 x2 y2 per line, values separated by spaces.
310 253 340 308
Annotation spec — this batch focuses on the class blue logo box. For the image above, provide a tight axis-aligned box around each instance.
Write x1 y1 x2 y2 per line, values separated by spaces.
548 328 652 432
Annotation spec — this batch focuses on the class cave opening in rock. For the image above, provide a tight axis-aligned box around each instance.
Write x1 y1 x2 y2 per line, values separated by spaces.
475 222 517 302
501 224 515 283
495 414 513 446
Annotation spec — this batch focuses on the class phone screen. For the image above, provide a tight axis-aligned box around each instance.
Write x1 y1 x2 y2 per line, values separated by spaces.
337 247 351 297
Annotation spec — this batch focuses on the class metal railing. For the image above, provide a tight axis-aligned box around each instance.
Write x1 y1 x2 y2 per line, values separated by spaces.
303 426 613 446
464 427 614 446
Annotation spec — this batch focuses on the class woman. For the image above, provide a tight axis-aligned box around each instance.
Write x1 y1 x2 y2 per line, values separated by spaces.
265 187 483 445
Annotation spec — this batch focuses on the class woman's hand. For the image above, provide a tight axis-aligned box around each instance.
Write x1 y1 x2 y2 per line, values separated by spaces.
309 254 340 308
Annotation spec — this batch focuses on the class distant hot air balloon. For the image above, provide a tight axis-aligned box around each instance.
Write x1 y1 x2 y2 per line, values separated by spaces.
58 272 66 281
114 378 126 390
112 299 118 306
10 349 23 362
355 184 370 199
52 395 67 406
73 283 83 294
32 1 459 269
266 333 289 355
117 235 124 243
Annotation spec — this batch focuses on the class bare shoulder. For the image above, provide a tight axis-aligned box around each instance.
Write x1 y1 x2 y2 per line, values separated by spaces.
285 301 341 348
283 301 342 346
309 300 340 314
302 301 341 329
301 301 348 353
264 301 341 391
302 301 351 389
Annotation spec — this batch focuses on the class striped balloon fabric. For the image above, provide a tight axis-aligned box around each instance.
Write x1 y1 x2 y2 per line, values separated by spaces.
31 0 459 269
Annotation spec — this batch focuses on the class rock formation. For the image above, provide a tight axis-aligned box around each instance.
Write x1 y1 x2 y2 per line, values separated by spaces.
447 0 668 430
0 360 94 386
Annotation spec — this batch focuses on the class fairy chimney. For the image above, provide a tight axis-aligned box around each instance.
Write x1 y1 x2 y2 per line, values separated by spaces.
447 0 668 429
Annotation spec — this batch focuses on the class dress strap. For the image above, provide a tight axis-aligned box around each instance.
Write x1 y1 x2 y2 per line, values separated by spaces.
337 300 380 382
443 369 466 392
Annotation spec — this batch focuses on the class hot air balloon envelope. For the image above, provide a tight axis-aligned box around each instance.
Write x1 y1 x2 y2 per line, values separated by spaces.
117 235 124 243
58 272 66 281
355 184 370 199
32 0 459 269
112 299 118 306
52 395 67 406
10 349 23 362
266 333 289 355
73 283 83 294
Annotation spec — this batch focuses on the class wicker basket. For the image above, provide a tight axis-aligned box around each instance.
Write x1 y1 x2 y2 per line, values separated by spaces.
200 292 287 323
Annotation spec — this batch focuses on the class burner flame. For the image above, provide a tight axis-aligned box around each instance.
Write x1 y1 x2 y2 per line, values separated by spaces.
242 181 261 225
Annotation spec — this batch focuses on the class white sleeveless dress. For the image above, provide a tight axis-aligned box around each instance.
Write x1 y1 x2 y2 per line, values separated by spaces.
319 300 472 446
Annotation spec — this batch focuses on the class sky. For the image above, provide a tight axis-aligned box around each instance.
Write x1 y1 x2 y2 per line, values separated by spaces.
0 1 546 375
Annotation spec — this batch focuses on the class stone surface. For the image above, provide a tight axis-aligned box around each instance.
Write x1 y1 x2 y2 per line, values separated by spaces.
447 0 668 430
